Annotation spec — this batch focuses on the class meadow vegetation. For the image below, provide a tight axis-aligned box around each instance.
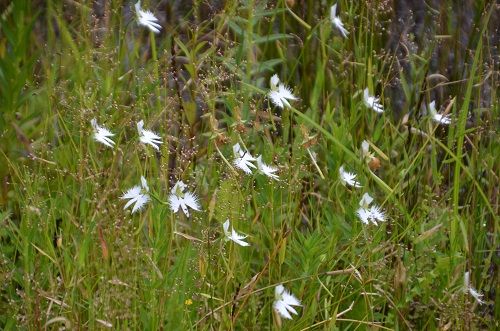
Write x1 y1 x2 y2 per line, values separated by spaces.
0 0 498 329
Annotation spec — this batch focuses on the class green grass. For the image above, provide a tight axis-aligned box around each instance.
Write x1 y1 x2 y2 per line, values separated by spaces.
0 0 498 329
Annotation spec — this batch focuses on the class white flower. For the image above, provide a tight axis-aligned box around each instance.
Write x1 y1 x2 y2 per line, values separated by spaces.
330 4 348 38
168 180 200 217
428 100 451 125
91 118 115 148
256 155 279 180
359 192 373 207
233 143 257 174
356 207 371 225
223 220 250 247
360 140 382 170
339 165 362 188
270 74 280 90
273 285 302 320
361 140 370 157
356 193 386 225
121 176 150 213
363 88 384 113
360 140 374 161
464 271 485 304
369 205 386 223
268 74 298 109
356 192 373 224
134 1 161 34
137 120 163 150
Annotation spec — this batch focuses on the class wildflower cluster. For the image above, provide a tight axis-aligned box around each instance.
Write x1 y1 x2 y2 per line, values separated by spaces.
85 1 469 324
232 143 279 180
88 2 379 321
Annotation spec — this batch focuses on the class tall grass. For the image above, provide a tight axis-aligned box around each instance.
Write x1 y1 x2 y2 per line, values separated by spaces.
0 0 498 329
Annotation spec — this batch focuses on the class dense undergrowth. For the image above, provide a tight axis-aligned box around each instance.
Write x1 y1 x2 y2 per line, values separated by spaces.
0 1 498 330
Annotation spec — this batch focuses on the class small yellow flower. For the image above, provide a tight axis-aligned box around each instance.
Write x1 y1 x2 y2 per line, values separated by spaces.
185 299 193 306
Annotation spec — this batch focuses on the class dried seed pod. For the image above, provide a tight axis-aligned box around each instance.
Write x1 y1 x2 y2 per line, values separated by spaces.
235 123 247 134
215 133 228 146
368 157 381 171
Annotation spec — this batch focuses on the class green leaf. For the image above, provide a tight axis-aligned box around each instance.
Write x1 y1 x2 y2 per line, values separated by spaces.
253 33 292 44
